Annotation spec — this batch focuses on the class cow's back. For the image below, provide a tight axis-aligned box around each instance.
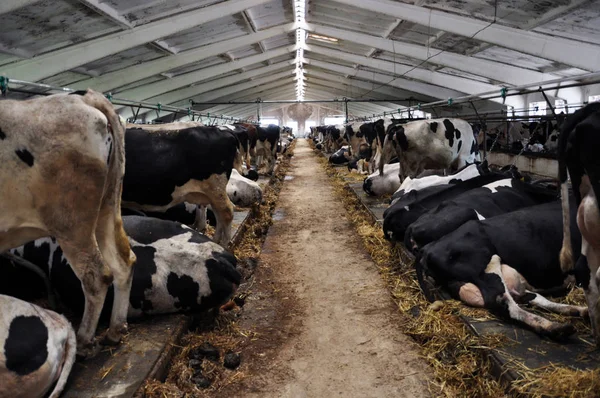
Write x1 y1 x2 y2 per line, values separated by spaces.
123 126 237 206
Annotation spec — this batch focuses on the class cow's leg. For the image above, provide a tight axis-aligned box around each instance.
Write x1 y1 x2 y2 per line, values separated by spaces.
211 197 234 247
58 236 112 357
576 185 600 344
194 205 207 232
500 264 587 317
484 255 575 340
95 207 135 345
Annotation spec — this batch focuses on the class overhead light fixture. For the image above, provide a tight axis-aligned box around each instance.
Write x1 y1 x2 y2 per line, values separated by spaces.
293 0 307 101
308 34 339 43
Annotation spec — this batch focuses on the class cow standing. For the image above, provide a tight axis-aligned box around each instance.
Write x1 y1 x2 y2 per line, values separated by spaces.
255 124 280 174
0 90 135 357
123 122 238 247
379 118 480 181
0 295 76 398
558 102 600 345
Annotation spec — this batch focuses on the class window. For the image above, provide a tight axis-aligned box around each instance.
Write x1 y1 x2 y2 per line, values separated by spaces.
305 120 317 133
260 118 279 126
529 101 547 117
555 99 566 113
589 95 600 103
286 121 298 134
324 116 346 125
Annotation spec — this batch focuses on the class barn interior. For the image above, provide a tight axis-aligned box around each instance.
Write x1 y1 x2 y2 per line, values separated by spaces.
1 0 600 397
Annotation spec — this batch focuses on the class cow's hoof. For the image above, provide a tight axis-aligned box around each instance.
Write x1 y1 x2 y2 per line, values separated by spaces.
546 322 576 341
102 324 128 346
76 340 100 359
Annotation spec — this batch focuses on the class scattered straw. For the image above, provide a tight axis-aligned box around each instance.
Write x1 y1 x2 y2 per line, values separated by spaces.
143 142 297 397
318 155 506 397
319 153 599 398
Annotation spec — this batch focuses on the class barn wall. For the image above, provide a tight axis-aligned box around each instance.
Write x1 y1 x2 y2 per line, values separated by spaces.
488 152 558 179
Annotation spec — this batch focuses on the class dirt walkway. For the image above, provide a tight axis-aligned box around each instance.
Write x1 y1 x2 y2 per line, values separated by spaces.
227 139 432 397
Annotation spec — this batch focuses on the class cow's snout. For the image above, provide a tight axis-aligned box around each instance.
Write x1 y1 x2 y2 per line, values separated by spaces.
363 177 373 195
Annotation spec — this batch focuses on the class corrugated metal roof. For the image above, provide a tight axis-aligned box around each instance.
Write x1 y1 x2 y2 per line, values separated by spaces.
0 0 596 120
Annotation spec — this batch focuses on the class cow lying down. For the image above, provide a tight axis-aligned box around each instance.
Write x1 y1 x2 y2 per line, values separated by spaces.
329 146 351 165
405 178 559 252
383 172 510 242
0 294 76 398
418 200 586 340
8 216 241 319
363 163 401 196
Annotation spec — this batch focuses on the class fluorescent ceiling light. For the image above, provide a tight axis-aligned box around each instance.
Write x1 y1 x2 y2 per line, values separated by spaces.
308 34 339 43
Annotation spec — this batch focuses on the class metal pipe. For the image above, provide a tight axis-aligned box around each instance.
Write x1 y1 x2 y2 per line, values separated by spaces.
190 98 422 105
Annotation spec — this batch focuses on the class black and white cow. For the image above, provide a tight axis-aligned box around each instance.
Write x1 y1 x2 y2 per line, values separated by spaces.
256 124 280 174
363 163 401 196
380 118 480 181
389 162 492 205
123 122 238 246
0 90 135 357
6 216 241 320
344 120 387 173
405 178 559 253
418 199 586 340
329 146 352 165
0 294 76 398
558 102 600 345
383 172 510 242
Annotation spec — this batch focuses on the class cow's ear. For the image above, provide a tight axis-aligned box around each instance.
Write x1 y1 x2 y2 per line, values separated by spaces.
429 122 438 133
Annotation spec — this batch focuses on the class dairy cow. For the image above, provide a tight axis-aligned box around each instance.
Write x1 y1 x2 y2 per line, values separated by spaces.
390 162 491 205
0 90 135 357
405 178 559 252
6 216 241 320
0 295 76 398
383 172 510 242
123 122 238 247
558 102 600 345
363 163 401 196
418 200 586 340
255 124 280 174
344 120 387 172
380 118 480 181
329 146 351 165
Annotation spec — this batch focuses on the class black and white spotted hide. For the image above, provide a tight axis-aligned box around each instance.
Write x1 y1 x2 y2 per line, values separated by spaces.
0 294 76 398
8 216 241 319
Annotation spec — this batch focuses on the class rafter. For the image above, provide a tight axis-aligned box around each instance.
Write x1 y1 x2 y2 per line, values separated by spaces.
137 61 292 109
333 0 600 71
306 23 558 86
117 46 293 101
309 44 500 96
1 0 274 82
0 0 40 16
131 74 294 120
305 68 434 102
306 55 462 100
69 23 293 93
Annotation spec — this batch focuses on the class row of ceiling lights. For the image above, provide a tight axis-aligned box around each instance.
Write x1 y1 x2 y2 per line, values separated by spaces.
294 0 306 101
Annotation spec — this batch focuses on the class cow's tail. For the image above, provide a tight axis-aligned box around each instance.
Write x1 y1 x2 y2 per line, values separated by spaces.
378 135 394 176
234 146 244 174
75 89 127 199
48 319 77 398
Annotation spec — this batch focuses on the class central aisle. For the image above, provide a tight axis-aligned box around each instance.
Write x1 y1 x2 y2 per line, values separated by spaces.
237 139 432 397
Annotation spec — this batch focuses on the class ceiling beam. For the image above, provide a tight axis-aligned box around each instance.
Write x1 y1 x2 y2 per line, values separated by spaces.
306 78 405 111
117 46 293 101
307 23 558 86
0 0 40 15
306 58 462 100
332 0 600 71
305 68 432 102
138 61 292 108
133 74 295 120
0 0 274 82
305 83 399 114
69 23 293 93
308 44 499 95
